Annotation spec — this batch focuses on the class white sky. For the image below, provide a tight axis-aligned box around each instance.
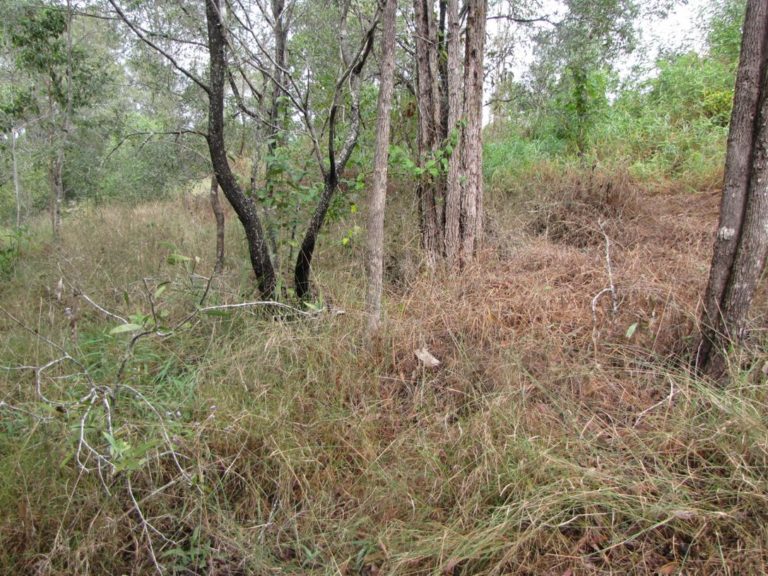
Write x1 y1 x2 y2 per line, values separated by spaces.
627 0 711 75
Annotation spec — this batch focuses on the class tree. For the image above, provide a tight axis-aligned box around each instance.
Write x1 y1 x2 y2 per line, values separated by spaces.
6 4 73 239
697 0 768 379
2 3 109 237
365 0 398 335
111 0 378 299
411 0 487 266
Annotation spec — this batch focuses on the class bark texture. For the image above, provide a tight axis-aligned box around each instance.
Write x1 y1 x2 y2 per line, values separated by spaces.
443 0 464 263
209 175 225 274
206 0 276 297
412 0 487 266
413 0 445 264
11 128 22 228
459 0 486 261
697 0 768 377
365 0 398 335
294 5 374 298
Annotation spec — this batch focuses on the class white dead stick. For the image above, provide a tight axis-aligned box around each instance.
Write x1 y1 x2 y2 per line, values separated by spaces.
591 220 619 324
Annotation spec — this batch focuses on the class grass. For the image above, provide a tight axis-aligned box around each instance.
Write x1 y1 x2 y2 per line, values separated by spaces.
1 164 768 575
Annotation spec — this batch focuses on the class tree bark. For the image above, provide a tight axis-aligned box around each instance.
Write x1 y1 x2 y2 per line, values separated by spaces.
443 0 463 263
11 128 22 229
365 0 398 335
459 0 486 262
206 0 276 298
413 0 486 266
294 8 374 299
49 148 64 241
697 0 768 375
209 175 225 274
413 0 444 264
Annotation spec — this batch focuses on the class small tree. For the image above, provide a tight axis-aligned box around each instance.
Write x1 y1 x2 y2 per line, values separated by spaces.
697 0 768 378
365 0 398 335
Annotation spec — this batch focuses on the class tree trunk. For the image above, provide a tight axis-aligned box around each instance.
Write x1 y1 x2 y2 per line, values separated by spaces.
209 175 225 274
413 0 444 264
268 0 288 157
697 0 768 376
11 128 22 229
294 5 373 298
206 0 276 298
413 0 486 266
443 0 463 263
459 0 486 262
49 148 64 241
365 0 398 335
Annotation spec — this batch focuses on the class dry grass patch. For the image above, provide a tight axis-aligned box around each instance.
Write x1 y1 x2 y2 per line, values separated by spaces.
1 175 768 575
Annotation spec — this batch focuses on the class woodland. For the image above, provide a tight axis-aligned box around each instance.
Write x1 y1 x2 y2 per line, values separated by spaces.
2 0 768 574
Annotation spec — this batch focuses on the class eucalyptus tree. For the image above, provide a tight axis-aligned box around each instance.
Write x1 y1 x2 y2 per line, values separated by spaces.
1 2 111 235
409 0 487 266
109 0 378 299
4 4 75 239
366 0 397 334
697 0 768 379
527 0 640 156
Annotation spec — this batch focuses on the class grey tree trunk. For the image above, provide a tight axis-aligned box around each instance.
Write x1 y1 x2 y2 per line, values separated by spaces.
50 148 64 241
459 0 486 261
11 128 22 229
365 0 398 335
414 0 486 266
413 0 444 266
443 0 464 264
697 0 768 378
209 175 225 274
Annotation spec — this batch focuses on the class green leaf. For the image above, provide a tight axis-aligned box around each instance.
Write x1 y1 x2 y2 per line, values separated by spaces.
109 323 144 335
167 253 191 265
153 283 168 299
625 322 638 339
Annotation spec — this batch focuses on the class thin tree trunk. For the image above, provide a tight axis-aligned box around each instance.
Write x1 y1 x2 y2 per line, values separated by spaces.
697 0 768 372
365 0 397 335
11 128 22 229
206 0 276 298
443 0 463 263
459 0 486 262
413 0 444 264
50 149 64 241
210 175 225 274
294 8 374 298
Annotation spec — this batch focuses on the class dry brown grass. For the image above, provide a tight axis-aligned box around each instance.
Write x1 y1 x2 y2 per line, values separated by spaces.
2 168 768 575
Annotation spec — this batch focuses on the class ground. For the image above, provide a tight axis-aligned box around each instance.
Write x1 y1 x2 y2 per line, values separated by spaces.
1 168 767 575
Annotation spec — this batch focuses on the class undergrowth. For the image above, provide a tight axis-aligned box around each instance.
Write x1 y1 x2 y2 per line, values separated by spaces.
1 168 767 575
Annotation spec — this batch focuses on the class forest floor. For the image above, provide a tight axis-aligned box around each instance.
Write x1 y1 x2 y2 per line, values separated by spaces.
2 166 768 575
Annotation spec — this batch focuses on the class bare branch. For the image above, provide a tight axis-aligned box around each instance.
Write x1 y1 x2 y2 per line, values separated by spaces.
107 0 211 95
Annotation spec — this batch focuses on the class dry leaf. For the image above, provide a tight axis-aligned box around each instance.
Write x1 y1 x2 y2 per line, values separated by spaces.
415 347 440 368
658 561 679 575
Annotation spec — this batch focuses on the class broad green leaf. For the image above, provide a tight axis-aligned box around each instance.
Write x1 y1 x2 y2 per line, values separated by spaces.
109 323 143 335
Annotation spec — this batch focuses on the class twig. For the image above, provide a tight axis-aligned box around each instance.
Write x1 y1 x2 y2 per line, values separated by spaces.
634 378 676 427
77 291 128 324
126 476 165 575
198 300 316 317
